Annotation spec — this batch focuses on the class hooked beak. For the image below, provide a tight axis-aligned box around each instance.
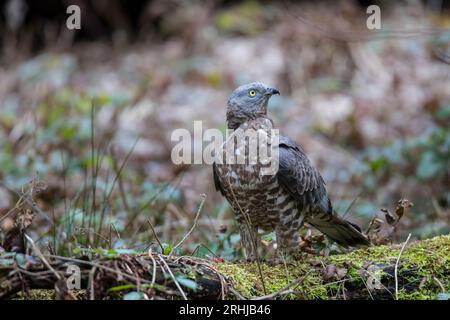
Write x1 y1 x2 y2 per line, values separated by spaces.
266 87 280 96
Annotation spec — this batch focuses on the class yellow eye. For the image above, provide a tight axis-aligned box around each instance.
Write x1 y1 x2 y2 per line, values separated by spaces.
248 90 257 97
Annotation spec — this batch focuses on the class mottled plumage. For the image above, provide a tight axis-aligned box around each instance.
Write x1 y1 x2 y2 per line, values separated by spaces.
213 82 369 259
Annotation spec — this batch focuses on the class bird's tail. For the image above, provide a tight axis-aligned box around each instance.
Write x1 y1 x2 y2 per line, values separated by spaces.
307 212 370 248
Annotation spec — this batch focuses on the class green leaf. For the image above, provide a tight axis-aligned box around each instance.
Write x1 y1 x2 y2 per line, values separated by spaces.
176 277 197 291
15 254 27 268
163 243 173 255
108 284 137 292
115 248 138 255
437 293 450 300
261 232 276 242
416 151 443 180
123 291 144 300
369 157 388 173
0 258 14 266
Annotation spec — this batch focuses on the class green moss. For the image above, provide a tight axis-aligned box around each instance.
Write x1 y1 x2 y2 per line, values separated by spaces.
217 262 327 299
216 235 450 300
13 289 56 300
397 289 436 300
13 289 86 300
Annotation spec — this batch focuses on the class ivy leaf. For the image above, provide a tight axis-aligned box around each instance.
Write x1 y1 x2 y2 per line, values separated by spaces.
15 254 27 268
123 291 144 300
416 151 443 180
176 277 197 292
437 293 450 300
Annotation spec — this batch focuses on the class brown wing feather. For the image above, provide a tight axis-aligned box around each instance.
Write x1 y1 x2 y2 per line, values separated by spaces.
276 136 331 214
212 162 226 196
276 136 370 247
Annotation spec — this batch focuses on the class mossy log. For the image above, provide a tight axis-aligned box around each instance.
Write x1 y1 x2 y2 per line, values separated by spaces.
1 235 449 300
217 235 450 300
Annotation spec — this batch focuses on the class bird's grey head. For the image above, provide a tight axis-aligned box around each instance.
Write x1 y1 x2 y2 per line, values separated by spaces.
226 82 280 129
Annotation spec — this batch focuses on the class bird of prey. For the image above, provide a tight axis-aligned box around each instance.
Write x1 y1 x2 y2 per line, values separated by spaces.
213 82 370 260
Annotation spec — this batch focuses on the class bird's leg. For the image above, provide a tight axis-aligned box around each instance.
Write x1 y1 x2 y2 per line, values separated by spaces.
275 223 302 259
238 222 259 262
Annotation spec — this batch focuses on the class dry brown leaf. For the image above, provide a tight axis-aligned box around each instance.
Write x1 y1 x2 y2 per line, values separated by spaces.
336 267 348 279
15 209 35 231
323 264 337 280
395 198 414 221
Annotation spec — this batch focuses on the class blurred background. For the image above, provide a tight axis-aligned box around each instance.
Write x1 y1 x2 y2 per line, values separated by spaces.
0 0 449 260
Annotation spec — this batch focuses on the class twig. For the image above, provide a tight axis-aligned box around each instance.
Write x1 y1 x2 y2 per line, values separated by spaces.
190 243 219 258
433 277 446 293
0 205 17 223
147 219 164 252
147 249 157 287
278 252 290 283
45 255 152 285
340 281 347 300
170 194 206 257
254 271 311 300
89 266 97 300
89 100 97 231
195 259 228 300
157 255 187 300
395 233 411 300
359 275 374 300
110 146 131 212
61 151 68 223
24 234 61 281
0 182 53 225
342 191 363 219
93 139 112 247
175 255 228 300
229 286 247 300
111 223 121 239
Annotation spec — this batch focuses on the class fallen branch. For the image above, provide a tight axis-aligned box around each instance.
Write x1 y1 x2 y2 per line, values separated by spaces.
0 235 448 300
395 233 411 300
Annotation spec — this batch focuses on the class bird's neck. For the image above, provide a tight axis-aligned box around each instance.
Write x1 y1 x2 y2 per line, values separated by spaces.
230 116 274 131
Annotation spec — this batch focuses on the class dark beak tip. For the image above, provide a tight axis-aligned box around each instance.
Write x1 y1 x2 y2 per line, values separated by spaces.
268 88 280 95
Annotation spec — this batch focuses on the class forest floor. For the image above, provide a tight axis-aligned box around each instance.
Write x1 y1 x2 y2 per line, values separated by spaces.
0 1 449 300
3 235 449 300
